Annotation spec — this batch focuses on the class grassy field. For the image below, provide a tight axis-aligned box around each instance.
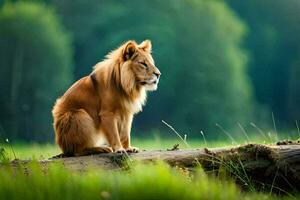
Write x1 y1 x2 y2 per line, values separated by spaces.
0 135 299 200
0 161 282 200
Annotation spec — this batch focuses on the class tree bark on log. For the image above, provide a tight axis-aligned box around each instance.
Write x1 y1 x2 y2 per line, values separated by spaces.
8 143 300 193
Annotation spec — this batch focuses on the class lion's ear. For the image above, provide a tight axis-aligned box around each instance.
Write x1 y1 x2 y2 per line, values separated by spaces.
139 40 152 52
123 41 137 61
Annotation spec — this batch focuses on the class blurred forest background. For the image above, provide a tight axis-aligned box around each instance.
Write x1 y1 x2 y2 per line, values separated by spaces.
0 0 299 142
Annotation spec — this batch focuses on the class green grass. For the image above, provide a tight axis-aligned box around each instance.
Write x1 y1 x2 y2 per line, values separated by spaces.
0 161 285 200
1 135 299 199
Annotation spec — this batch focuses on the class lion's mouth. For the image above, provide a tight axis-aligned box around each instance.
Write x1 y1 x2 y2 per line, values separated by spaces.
140 79 158 85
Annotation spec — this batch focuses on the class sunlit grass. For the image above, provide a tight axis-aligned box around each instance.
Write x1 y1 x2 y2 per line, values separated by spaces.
1 133 300 199
0 161 279 200
1 143 60 160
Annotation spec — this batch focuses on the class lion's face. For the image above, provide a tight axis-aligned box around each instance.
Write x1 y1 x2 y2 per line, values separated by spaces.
121 40 161 92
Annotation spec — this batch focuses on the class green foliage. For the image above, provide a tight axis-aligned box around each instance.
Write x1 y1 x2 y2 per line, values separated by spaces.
165 0 253 135
0 161 279 200
288 59 300 120
0 1 73 141
0 147 9 163
228 0 300 124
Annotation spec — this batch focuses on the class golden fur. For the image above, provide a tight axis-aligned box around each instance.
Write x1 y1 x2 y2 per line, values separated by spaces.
52 40 160 156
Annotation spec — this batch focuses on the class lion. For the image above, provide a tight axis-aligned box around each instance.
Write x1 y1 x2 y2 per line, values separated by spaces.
52 40 160 156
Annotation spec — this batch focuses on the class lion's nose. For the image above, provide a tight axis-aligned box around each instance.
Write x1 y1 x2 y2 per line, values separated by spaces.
154 70 161 78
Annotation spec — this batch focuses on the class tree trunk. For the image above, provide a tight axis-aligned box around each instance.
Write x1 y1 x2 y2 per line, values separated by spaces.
8 143 300 193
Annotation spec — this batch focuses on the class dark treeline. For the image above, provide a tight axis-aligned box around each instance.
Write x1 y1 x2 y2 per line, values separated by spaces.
0 0 299 142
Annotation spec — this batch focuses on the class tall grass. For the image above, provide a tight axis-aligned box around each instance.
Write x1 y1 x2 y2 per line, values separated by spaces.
0 161 278 200
1 131 300 199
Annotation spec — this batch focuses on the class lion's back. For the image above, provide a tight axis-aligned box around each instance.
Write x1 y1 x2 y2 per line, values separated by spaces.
52 76 99 118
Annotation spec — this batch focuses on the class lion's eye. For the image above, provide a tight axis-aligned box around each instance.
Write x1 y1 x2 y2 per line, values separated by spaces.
139 62 148 68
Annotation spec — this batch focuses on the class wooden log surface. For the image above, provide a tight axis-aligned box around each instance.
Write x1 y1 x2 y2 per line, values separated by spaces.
7 143 300 193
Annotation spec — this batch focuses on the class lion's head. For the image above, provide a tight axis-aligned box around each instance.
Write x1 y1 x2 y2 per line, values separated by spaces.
118 40 161 94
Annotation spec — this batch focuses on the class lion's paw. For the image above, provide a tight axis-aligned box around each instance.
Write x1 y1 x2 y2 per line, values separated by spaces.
126 146 139 153
114 148 127 154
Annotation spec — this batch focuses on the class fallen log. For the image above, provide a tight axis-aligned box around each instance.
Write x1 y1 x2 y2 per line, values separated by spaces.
7 143 300 193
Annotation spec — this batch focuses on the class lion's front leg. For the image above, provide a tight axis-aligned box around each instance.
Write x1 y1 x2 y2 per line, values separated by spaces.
100 112 125 153
120 114 139 153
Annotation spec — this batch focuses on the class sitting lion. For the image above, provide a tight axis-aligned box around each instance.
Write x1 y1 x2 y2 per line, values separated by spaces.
52 40 160 156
